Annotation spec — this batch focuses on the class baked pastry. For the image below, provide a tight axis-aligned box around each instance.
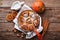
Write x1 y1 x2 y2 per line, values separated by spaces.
18 10 40 31
6 11 17 21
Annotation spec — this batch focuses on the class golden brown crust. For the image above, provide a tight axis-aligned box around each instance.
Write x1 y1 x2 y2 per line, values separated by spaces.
18 10 40 31
6 11 17 21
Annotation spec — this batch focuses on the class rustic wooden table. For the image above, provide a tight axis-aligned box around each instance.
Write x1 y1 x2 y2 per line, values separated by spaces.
0 0 60 40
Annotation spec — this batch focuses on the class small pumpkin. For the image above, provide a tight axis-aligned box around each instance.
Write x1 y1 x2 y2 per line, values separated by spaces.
32 1 45 13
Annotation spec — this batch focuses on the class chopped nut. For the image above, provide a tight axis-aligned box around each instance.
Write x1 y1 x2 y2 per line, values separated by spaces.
21 35 24 38
17 34 20 37
21 33 24 35
12 28 17 32
13 29 17 32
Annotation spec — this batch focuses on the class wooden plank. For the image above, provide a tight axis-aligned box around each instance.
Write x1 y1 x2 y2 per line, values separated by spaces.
0 9 60 23
0 0 35 7
0 0 60 7
0 22 60 32
0 17 7 23
48 23 60 31
0 31 60 40
48 10 60 23
0 7 11 13
0 23 14 31
0 12 9 18
0 32 26 40
42 0 60 7
42 9 60 23
44 31 60 40
0 31 38 40
49 17 60 23
0 22 38 40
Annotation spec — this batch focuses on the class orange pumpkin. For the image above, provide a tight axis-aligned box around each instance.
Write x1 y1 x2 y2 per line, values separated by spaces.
32 1 45 13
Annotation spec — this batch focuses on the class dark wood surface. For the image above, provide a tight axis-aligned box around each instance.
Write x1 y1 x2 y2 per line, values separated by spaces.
0 0 60 40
